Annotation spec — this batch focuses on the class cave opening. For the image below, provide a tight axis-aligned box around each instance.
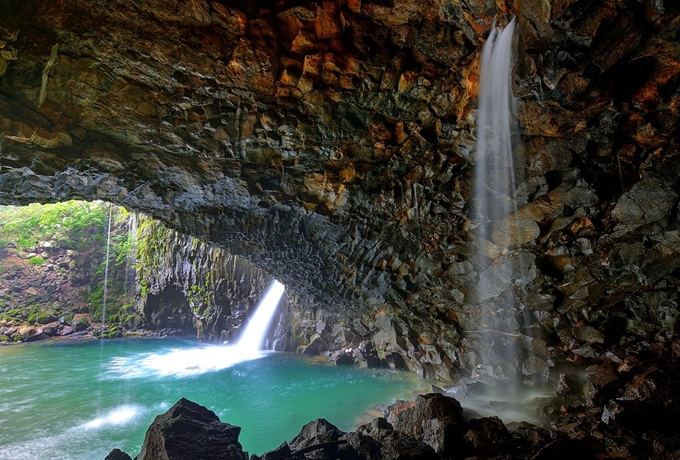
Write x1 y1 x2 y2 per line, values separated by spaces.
0 200 436 458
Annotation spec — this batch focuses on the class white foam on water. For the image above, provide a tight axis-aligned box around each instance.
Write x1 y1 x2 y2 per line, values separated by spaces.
82 405 142 430
107 345 269 379
105 281 285 379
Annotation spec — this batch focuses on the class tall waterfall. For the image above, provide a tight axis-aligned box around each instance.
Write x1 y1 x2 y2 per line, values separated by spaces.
101 204 114 326
473 19 518 238
470 19 534 381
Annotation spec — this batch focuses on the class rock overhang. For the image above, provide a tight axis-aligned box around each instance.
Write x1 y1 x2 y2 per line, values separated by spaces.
1 0 680 381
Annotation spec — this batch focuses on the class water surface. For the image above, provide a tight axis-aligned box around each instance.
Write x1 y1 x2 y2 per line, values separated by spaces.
0 338 428 459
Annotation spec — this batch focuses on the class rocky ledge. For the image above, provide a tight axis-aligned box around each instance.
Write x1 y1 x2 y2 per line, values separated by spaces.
108 382 680 460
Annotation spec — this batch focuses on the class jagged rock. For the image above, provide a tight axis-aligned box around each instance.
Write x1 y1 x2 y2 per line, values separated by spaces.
136 398 247 460
253 442 295 460
354 417 440 460
104 448 132 460
378 432 439 460
462 416 513 457
288 419 344 459
585 365 618 390
386 393 468 455
573 326 605 344
42 325 58 336
330 349 355 365
73 319 89 332
521 356 549 377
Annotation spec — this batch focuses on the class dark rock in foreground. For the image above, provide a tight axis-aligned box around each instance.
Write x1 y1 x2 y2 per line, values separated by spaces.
104 449 132 460
114 389 680 460
135 398 247 460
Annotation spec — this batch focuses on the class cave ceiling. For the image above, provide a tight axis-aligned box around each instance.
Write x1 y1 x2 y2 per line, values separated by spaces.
0 0 679 318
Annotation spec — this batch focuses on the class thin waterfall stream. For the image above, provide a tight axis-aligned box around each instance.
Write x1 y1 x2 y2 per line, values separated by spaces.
102 204 114 327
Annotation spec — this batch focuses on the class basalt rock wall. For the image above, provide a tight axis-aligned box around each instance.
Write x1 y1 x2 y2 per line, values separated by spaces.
0 1 679 383
134 215 275 342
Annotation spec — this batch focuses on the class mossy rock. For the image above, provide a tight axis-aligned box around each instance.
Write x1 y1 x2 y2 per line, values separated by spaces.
103 327 122 339
36 312 57 324
0 335 8 342
74 318 90 332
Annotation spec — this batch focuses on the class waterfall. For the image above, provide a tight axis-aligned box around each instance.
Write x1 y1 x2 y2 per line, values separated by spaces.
470 19 532 381
473 20 520 310
101 203 114 327
473 19 518 237
110 280 286 378
236 280 285 354
125 212 138 292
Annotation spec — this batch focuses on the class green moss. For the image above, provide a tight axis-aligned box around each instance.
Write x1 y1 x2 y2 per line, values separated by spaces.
28 256 46 266
36 312 56 324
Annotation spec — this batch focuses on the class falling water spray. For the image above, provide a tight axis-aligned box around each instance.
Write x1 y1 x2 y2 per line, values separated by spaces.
237 280 286 354
470 18 535 381
102 203 114 328
473 19 519 235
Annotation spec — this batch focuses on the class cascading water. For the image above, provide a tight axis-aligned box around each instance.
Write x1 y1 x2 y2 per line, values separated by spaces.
470 18 531 380
101 203 114 327
473 19 518 235
125 212 138 292
236 280 286 354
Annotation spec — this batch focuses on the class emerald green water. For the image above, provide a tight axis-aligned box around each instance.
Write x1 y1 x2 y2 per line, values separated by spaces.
0 338 428 459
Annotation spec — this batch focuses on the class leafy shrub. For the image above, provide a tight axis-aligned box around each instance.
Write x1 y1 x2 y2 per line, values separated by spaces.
28 256 46 266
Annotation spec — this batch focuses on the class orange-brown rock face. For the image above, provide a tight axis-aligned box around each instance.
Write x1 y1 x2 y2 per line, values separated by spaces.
1 1 679 384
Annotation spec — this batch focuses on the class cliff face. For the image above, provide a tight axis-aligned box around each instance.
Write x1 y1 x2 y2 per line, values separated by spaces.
0 0 679 385
133 216 274 342
0 202 143 341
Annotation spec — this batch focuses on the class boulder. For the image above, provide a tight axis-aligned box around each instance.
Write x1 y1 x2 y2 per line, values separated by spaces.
104 448 132 460
254 442 296 460
378 432 439 460
136 398 247 460
330 349 355 365
74 319 89 332
288 419 344 458
462 416 513 457
385 393 468 455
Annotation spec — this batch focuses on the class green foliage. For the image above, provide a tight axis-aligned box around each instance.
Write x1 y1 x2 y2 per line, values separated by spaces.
28 256 46 266
0 201 143 333
0 201 110 250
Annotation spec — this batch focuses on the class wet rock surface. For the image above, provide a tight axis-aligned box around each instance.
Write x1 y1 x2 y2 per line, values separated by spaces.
135 398 248 460
134 216 273 343
114 395 680 460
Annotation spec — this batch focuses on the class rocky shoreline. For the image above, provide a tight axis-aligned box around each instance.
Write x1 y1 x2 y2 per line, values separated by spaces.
0 319 186 345
105 385 679 460
101 334 679 460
